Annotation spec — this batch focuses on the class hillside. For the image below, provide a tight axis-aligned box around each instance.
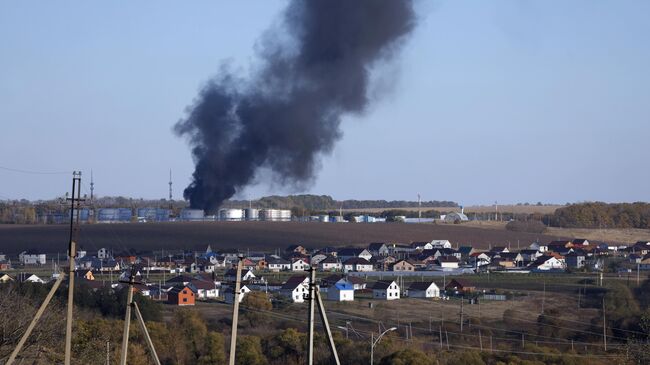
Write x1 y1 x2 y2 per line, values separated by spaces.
0 221 562 255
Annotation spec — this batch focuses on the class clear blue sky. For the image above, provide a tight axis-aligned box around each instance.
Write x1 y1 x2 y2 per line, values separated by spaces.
1 1 648 205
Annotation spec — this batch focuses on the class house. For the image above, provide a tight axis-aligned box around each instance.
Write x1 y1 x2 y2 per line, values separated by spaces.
372 280 400 300
280 276 309 303
572 239 590 247
19 250 46 265
165 275 195 286
469 252 491 268
494 252 524 268
489 246 509 254
98 248 111 259
437 256 459 269
224 285 250 304
565 252 586 269
337 248 373 262
190 280 219 299
430 240 452 249
254 259 267 271
445 279 475 293
167 285 196 306
343 257 373 272
267 258 291 272
407 281 440 298
310 254 329 266
286 245 307 255
319 256 342 272
17 273 45 284
410 241 433 251
327 281 354 301
0 273 14 283
639 253 650 270
0 259 11 271
79 270 95 281
291 258 310 272
391 259 415 272
520 249 542 263
629 254 643 264
368 243 389 257
528 256 566 271
225 269 256 282
457 246 475 259
322 275 367 290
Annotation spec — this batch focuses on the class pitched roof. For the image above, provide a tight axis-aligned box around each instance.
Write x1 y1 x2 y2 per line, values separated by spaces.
334 282 354 290
338 248 365 256
368 242 387 251
408 281 436 291
169 285 196 294
281 275 308 290
343 257 371 265
371 280 396 290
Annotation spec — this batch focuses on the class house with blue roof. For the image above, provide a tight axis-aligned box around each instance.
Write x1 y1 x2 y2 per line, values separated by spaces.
327 280 354 301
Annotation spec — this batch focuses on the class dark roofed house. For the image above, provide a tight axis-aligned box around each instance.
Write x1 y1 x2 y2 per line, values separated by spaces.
368 243 389 256
444 278 475 293
408 281 440 298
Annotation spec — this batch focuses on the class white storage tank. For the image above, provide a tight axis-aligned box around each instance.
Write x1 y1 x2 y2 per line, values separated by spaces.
260 209 292 221
219 208 244 221
244 208 259 221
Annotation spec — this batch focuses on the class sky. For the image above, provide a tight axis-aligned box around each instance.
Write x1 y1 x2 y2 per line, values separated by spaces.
0 1 648 205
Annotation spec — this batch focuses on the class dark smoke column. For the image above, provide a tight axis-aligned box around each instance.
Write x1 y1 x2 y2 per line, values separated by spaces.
175 0 416 213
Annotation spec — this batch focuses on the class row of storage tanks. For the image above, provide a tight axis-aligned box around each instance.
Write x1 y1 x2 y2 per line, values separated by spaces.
180 208 292 221
48 207 292 223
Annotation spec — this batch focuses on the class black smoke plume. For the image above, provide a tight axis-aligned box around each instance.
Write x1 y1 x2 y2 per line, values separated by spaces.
175 0 416 213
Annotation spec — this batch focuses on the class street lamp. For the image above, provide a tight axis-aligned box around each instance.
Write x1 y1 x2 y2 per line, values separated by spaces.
371 327 397 365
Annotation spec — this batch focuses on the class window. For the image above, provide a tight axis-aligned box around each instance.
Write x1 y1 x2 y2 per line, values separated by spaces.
183 290 187 294
183 298 187 302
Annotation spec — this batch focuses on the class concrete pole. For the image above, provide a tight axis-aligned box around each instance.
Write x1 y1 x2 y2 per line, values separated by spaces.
119 283 134 365
315 287 340 365
370 332 374 365
7 273 65 365
65 172 81 365
307 267 316 365
228 256 244 365
133 302 161 365
603 298 607 352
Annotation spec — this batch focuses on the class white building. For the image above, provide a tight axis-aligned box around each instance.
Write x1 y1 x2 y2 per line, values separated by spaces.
430 240 452 249
267 258 291 272
327 281 354 301
343 258 374 272
320 256 342 272
291 259 309 272
280 276 309 303
407 281 440 298
225 285 250 304
529 256 565 271
19 251 46 265
98 248 110 259
372 280 400 300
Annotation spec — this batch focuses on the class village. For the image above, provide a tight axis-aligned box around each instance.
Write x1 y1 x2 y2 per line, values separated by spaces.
2 238 649 307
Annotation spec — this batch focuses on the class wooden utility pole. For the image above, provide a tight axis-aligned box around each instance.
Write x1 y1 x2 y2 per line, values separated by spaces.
65 171 83 365
439 326 443 349
479 330 483 351
228 256 244 365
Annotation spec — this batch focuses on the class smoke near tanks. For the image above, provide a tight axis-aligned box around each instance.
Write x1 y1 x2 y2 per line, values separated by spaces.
175 0 416 213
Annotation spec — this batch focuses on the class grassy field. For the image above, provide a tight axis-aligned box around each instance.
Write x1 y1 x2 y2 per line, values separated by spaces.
0 221 565 255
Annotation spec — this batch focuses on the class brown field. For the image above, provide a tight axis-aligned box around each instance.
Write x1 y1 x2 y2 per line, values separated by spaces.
341 204 562 215
0 221 564 255
546 227 650 244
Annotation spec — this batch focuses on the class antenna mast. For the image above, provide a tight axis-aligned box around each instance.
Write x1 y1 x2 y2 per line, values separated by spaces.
168 169 173 211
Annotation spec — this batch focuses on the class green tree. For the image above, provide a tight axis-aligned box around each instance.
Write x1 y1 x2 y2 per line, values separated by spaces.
378 348 435 365
236 336 267 365
198 332 226 365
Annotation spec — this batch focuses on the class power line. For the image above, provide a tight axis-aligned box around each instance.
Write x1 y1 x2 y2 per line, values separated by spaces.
0 165 71 175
